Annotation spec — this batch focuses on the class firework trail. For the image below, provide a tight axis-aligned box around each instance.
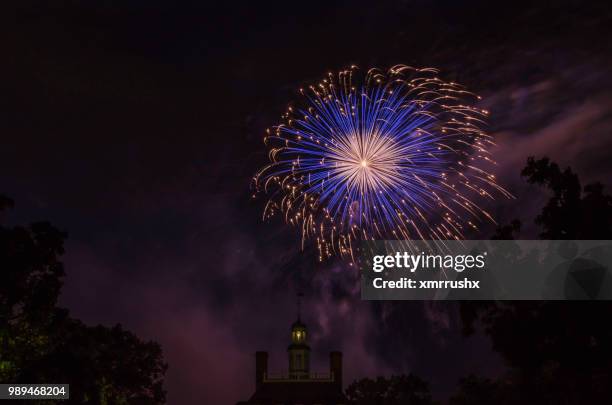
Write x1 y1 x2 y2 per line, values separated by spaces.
253 65 511 261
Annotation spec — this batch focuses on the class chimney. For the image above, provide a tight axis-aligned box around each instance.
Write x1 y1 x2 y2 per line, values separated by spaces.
330 351 342 388
255 351 268 388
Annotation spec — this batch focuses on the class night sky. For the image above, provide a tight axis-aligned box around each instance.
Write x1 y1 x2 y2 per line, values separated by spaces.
3 1 612 404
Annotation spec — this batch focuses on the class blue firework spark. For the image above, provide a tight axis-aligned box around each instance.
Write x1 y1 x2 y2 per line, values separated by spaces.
254 65 511 260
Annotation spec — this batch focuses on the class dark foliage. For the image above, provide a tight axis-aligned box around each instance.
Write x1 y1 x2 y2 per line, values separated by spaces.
0 196 167 404
522 157 612 239
491 219 521 240
458 157 612 404
449 375 509 405
346 374 438 405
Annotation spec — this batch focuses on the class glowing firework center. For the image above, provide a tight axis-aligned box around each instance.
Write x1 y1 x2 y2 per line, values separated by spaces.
254 65 511 260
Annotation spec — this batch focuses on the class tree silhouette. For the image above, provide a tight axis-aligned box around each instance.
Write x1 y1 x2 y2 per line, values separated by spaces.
1 197 67 384
522 157 612 239
491 219 521 240
346 374 438 405
449 375 509 405
0 195 167 404
458 157 612 404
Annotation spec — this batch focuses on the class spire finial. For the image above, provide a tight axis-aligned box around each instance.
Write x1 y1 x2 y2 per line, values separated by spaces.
297 292 304 321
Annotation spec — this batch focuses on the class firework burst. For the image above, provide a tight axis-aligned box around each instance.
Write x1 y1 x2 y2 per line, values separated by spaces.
253 65 511 261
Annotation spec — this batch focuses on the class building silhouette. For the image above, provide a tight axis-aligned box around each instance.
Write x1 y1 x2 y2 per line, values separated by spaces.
236 313 347 405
